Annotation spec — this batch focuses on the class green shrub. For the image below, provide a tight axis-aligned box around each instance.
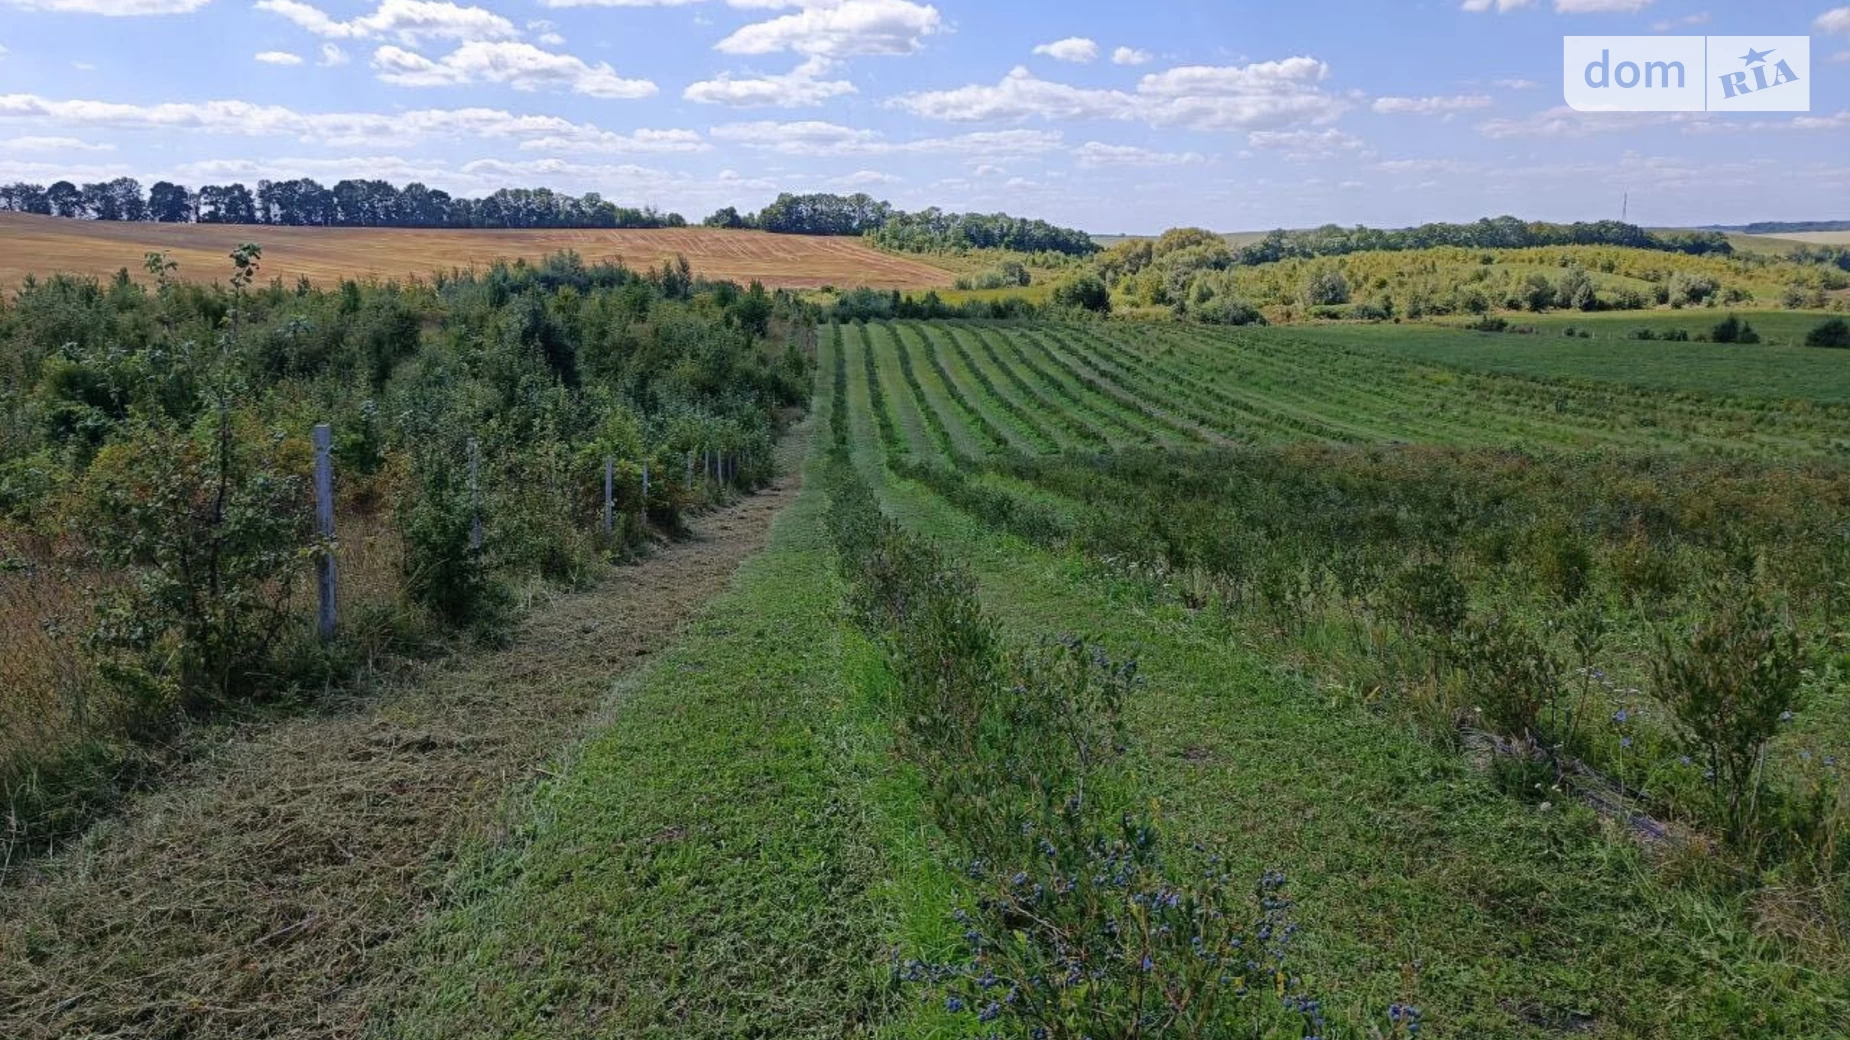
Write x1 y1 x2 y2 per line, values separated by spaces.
1711 314 1760 344
81 414 312 709
1652 584 1803 855
1806 318 1850 348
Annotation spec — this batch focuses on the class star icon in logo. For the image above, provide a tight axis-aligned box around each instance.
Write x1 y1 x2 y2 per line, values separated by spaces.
1739 46 1775 66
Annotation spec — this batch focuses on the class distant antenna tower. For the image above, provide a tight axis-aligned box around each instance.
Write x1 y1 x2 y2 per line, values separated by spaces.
1621 191 1629 223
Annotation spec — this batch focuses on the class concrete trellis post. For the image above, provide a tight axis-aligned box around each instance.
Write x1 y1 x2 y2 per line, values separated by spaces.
313 423 337 641
686 449 694 490
641 462 650 522
603 456 615 535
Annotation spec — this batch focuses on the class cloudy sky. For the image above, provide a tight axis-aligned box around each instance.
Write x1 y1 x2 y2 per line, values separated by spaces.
0 0 1845 232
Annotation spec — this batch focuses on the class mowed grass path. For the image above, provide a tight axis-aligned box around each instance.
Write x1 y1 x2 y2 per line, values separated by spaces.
375 410 938 1038
844 325 1850 1037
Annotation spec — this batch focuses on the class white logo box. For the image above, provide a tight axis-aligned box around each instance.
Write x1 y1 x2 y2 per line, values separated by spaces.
1564 36 1811 112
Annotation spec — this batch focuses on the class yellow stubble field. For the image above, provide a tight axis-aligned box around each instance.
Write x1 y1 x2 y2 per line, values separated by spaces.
0 212 956 290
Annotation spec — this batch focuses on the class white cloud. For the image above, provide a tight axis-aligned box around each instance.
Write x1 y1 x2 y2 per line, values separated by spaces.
319 43 350 65
1372 94 1493 115
894 57 1347 133
1111 46 1152 66
1032 37 1098 63
1555 0 1653 10
1462 0 1653 10
1478 104 1699 137
1649 11 1708 30
684 56 855 107
0 0 207 13
1072 141 1203 167
715 0 941 59
256 50 305 65
371 41 657 97
833 168 899 187
254 0 518 46
1818 7 1850 35
1246 126 1366 160
525 18 565 45
516 127 709 153
0 93 687 149
709 119 1063 158
1492 78 1538 89
1 135 115 151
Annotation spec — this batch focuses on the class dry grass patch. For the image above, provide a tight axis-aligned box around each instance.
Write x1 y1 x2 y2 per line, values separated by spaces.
0 438 804 1040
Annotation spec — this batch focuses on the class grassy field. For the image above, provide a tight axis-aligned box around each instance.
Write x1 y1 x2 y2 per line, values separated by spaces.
818 320 1850 1036
353 318 1850 1038
0 211 955 290
1296 317 1850 403
9 288 1850 1036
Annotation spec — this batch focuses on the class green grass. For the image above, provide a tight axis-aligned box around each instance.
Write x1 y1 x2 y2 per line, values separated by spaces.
1426 308 1844 349
838 332 1850 1037
371 315 1850 1038
1293 319 1850 403
373 405 957 1038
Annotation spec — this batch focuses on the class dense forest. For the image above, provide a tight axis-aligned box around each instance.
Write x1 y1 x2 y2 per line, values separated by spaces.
705 192 1101 257
0 246 811 853
0 177 687 230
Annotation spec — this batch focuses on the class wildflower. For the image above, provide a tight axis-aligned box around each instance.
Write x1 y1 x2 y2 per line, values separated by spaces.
946 996 965 1013
1612 709 1629 725
1620 736 1633 749
1781 711 1795 722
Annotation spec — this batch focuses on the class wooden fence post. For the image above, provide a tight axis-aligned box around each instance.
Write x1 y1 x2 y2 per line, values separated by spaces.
603 456 614 535
313 423 337 641
468 438 483 552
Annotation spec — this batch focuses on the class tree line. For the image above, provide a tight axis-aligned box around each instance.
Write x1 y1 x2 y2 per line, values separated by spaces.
0 177 687 230
703 192 1101 257
1230 217 1735 263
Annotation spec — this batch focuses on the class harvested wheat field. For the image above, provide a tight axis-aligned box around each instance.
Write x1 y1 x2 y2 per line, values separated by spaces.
0 212 954 290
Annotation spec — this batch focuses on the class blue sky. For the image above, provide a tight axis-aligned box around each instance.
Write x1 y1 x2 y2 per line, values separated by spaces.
0 0 1845 232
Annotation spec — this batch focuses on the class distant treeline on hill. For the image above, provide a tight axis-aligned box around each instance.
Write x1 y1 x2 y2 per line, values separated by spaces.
1706 220 1850 235
0 176 687 229
1230 217 1734 263
702 192 1101 257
